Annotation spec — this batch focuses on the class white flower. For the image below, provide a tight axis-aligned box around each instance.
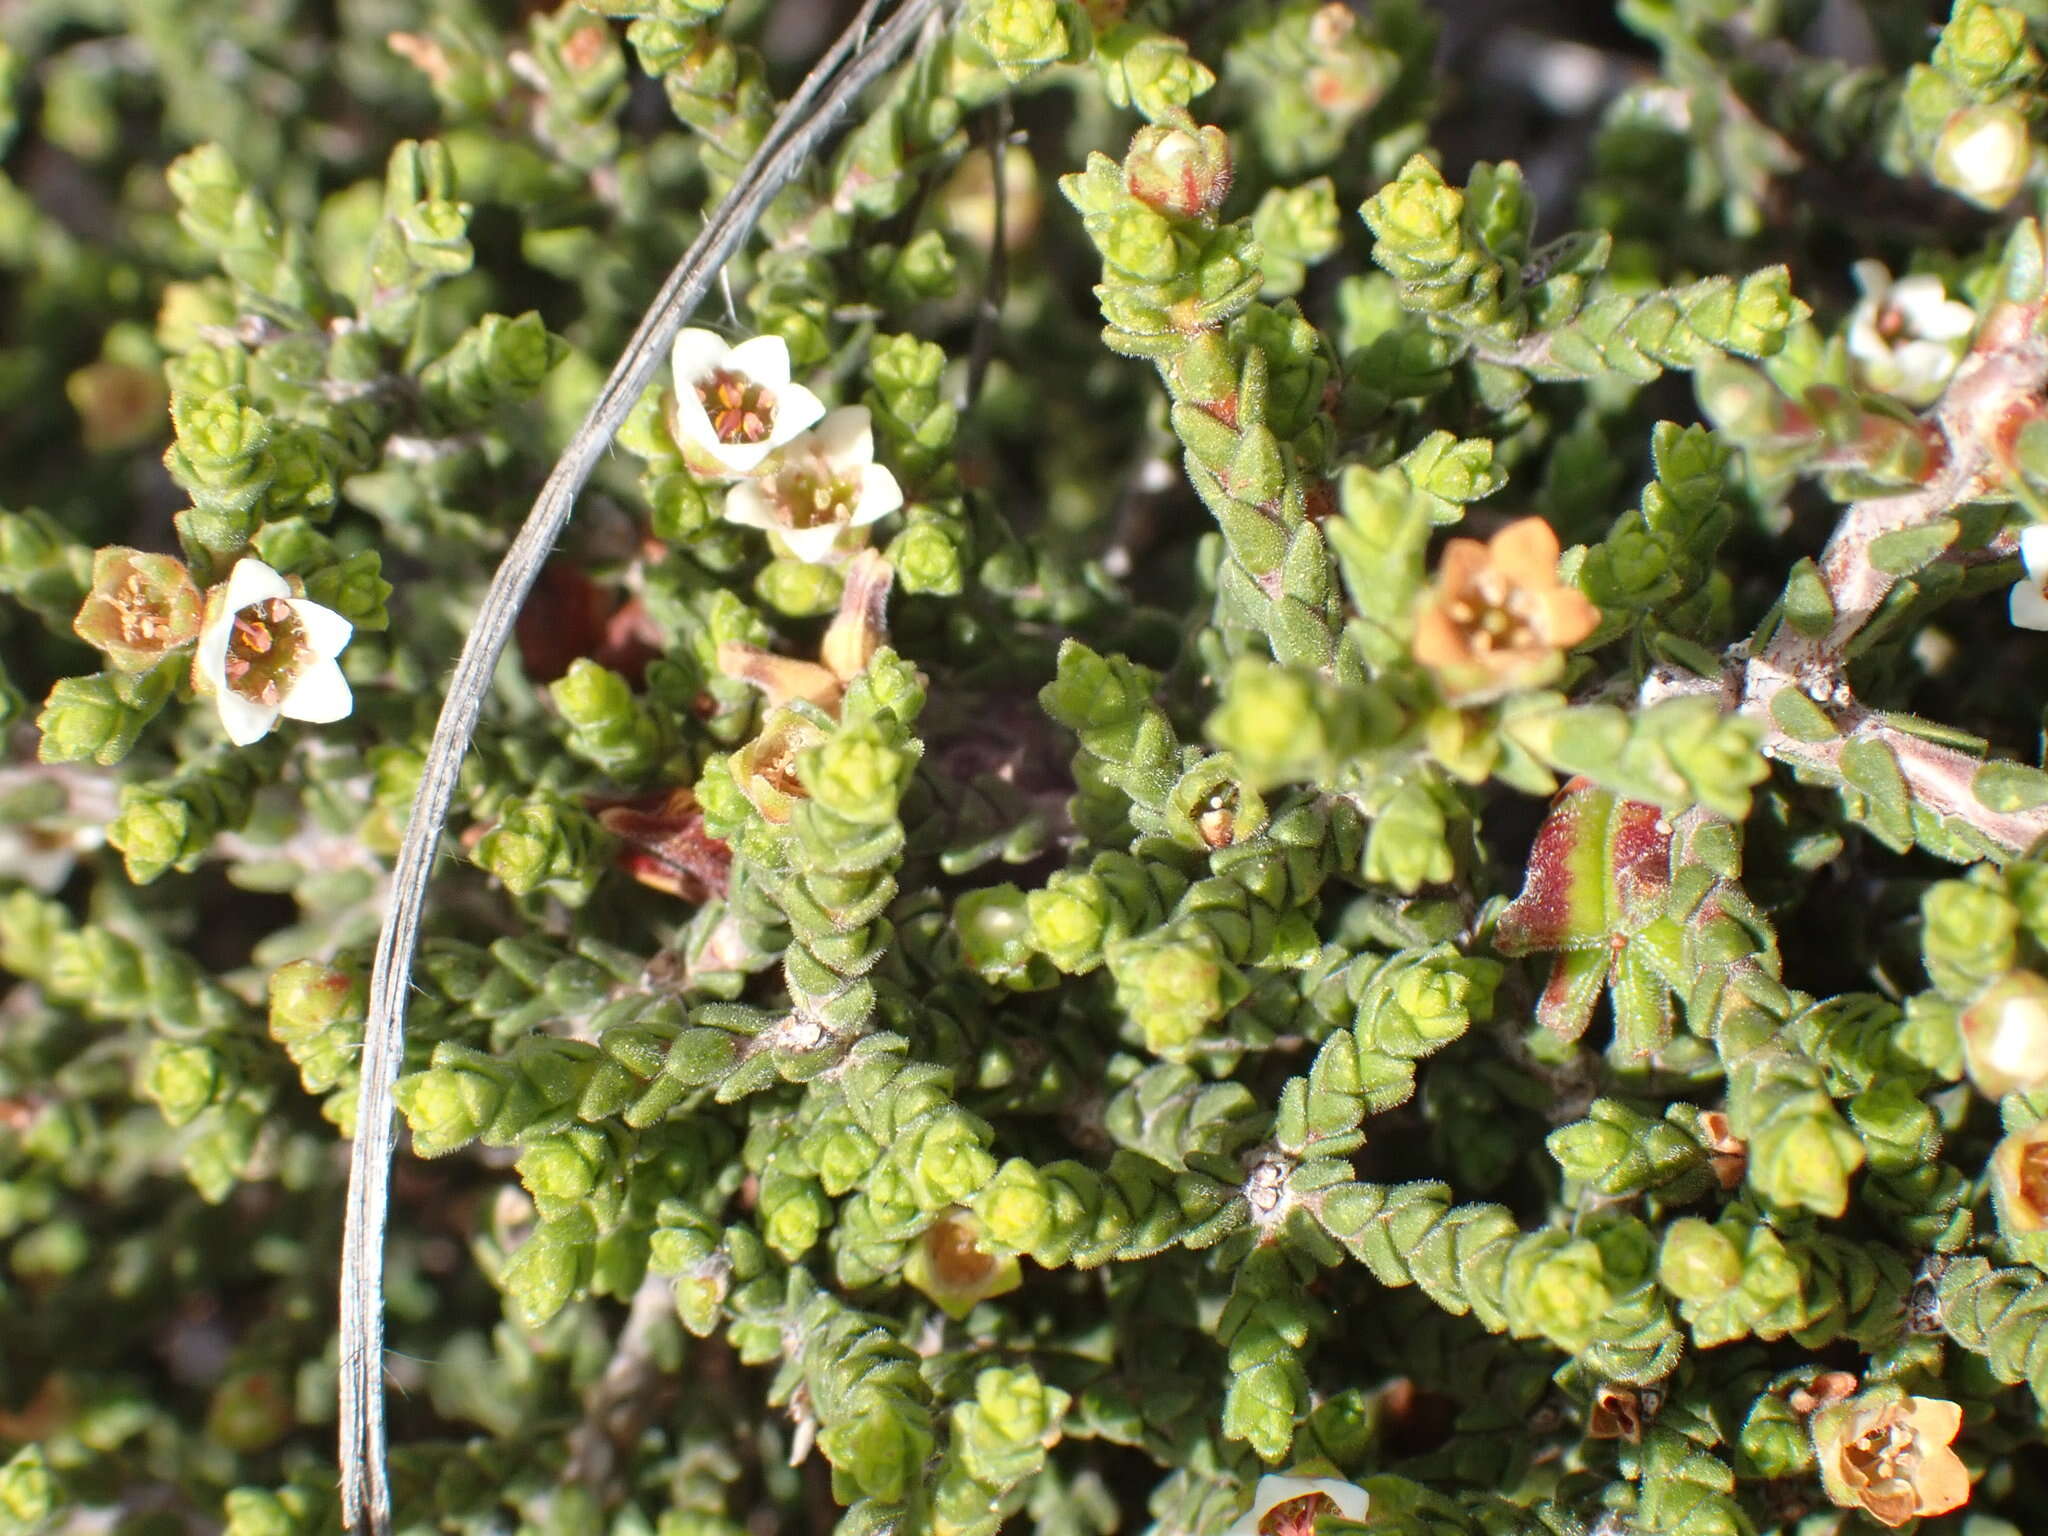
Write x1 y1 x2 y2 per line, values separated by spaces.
668 329 826 477
722 406 903 563
192 558 354 746
1222 1474 1369 1536
2012 526 2048 631
1845 261 1976 407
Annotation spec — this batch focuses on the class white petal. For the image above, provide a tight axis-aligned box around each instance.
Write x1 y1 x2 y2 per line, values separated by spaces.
778 523 844 564
1919 298 1979 342
723 480 782 532
668 381 722 462
2020 525 2048 581
765 381 827 449
278 658 353 723
1892 340 1958 397
710 438 777 475
1890 275 1947 321
2011 577 2048 631
852 463 903 526
727 333 793 388
670 327 733 386
216 689 280 746
1844 303 1888 365
221 557 291 612
194 603 235 693
811 405 875 468
1850 260 1891 299
285 598 353 659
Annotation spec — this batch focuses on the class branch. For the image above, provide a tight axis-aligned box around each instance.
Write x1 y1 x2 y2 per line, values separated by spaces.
337 4 950 1531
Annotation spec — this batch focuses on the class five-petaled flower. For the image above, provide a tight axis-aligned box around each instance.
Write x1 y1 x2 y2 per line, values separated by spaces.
1222 1474 1369 1536
722 405 903 562
1812 1392 1971 1529
73 547 203 673
191 558 354 746
1844 261 1976 407
667 328 825 477
1412 516 1599 704
2009 525 2048 630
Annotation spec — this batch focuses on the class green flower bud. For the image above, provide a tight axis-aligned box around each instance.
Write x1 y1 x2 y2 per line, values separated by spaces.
1123 123 1232 219
393 1061 503 1157
1361 157 1465 266
0 1446 60 1530
886 521 964 597
972 1158 1056 1254
1657 1217 1741 1304
206 1370 293 1454
1109 933 1243 1053
760 1171 829 1260
517 1129 607 1211
1921 878 2018 995
1935 1 2036 90
1749 1105 1864 1217
956 884 1052 990
967 0 1073 83
1506 1234 1612 1351
754 555 843 618
1960 969 2048 1098
142 1041 221 1126
472 792 614 905
107 786 196 885
818 1392 934 1505
1026 874 1114 973
800 721 914 825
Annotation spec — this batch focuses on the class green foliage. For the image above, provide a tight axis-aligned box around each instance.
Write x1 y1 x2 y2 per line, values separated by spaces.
11 3 2048 1535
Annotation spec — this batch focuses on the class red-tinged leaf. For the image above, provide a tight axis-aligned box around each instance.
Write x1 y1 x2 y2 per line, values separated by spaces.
1536 946 1612 1042
1495 777 1673 956
595 787 730 902
516 564 661 687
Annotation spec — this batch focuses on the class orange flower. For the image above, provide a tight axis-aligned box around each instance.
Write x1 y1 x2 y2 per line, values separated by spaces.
1813 1393 1970 1528
1412 517 1599 702
1991 1118 2048 1233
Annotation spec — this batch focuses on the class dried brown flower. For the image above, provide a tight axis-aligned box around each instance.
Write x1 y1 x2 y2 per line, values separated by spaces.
1814 1393 1970 1528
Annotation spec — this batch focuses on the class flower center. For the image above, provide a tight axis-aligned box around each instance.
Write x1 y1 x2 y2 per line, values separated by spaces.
2020 1141 2048 1214
780 464 861 530
1448 571 1542 654
1259 1492 1339 1536
115 573 175 646
926 1217 997 1289
224 598 309 709
1877 304 1908 343
698 369 776 445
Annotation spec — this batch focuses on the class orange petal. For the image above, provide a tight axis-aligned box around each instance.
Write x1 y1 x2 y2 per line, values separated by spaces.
1539 587 1602 648
1912 1446 1972 1517
1489 516 1563 583
717 642 843 710
1435 536 1491 593
1412 604 1474 669
1904 1397 1962 1446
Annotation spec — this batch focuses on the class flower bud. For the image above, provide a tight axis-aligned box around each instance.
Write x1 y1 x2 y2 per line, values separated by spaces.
1932 103 2031 209
903 1209 1022 1319
1124 123 1232 218
1960 969 2048 1097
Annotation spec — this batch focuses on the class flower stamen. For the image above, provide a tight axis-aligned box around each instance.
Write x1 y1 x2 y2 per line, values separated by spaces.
698 369 776 445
